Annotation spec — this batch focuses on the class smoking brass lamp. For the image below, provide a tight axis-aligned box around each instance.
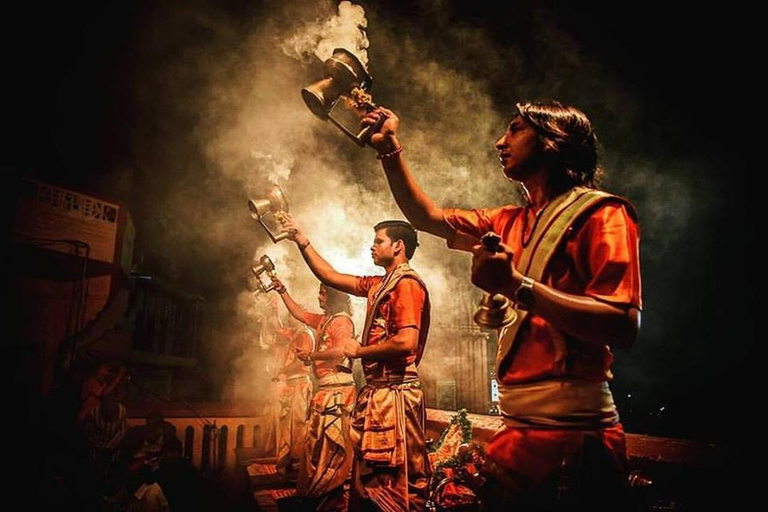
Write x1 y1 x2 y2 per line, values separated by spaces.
248 185 291 243
250 255 278 293
301 47 385 147
472 232 518 329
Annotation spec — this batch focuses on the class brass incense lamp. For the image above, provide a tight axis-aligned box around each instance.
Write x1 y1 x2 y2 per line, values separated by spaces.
301 48 386 147
473 232 518 329
248 185 291 243
250 255 278 294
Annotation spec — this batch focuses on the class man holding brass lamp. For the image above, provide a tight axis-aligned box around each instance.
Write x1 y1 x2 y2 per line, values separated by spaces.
280 214 432 512
270 277 358 510
361 101 642 510
268 301 313 479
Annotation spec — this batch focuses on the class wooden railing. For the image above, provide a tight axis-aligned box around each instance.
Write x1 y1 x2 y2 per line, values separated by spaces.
127 403 719 471
127 402 272 471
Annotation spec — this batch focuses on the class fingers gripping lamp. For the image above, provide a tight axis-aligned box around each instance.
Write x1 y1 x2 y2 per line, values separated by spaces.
472 233 518 329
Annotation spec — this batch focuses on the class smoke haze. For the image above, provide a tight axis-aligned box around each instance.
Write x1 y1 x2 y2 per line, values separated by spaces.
10 0 749 443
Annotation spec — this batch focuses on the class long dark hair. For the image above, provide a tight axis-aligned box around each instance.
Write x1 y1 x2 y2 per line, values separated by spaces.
516 101 603 193
323 285 352 316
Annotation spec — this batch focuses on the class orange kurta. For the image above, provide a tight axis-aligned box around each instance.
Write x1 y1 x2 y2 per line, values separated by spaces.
444 195 641 509
354 272 428 382
275 326 313 378
348 266 432 512
301 312 355 379
444 200 641 383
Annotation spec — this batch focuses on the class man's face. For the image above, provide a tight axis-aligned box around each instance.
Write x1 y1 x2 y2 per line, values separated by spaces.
495 115 543 181
318 285 327 310
371 229 399 267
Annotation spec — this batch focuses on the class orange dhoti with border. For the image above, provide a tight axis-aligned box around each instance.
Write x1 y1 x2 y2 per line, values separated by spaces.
348 264 432 512
296 312 358 511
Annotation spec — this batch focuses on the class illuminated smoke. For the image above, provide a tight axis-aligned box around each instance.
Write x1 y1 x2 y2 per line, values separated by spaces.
281 0 369 66
119 1 534 408
250 152 294 184
101 1 701 418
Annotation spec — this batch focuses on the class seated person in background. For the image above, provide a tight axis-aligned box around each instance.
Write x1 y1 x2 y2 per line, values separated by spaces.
123 410 178 473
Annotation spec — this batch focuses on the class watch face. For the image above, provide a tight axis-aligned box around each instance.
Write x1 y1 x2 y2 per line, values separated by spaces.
515 280 534 310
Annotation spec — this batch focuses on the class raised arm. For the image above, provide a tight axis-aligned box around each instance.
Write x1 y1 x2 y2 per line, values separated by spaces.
279 214 359 295
361 108 454 240
270 277 309 324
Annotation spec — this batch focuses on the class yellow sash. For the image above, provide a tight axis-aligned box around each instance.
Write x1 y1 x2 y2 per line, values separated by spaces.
360 263 431 367
495 186 633 375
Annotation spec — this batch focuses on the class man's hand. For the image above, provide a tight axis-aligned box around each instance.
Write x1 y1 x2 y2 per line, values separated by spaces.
342 339 361 359
361 107 400 154
278 213 307 244
470 241 522 296
270 276 286 295
295 348 311 364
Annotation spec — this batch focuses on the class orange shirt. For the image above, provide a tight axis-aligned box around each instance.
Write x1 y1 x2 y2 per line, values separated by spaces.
275 326 313 377
353 275 427 378
444 200 642 384
301 312 355 379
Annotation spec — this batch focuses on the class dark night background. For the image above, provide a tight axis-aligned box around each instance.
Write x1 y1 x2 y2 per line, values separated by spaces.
5 0 754 462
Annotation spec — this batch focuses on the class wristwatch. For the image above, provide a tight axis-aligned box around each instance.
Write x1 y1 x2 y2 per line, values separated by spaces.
514 276 535 311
